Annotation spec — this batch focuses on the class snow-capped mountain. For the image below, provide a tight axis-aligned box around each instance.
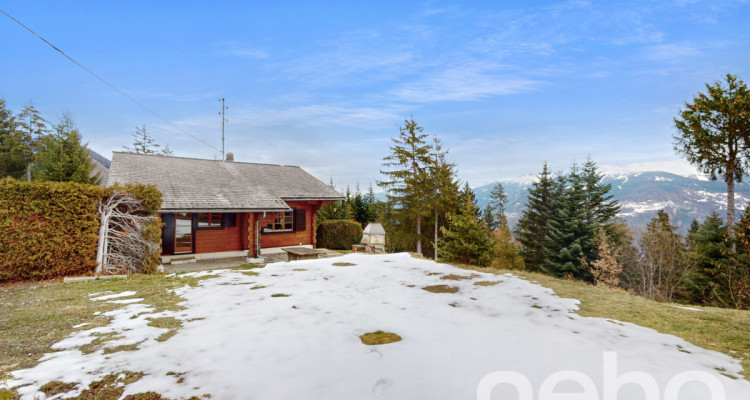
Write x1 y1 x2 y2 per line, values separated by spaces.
475 166 750 234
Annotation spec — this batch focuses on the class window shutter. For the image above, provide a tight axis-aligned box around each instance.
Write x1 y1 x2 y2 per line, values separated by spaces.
294 209 306 232
161 214 175 255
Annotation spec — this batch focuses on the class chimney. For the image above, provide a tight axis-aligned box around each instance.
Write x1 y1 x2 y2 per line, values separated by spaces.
226 152 234 162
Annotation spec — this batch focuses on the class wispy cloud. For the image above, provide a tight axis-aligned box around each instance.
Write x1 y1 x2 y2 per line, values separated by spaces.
392 63 540 102
217 42 269 59
644 43 701 62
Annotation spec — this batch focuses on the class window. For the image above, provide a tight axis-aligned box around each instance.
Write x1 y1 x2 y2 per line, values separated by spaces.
223 213 237 228
197 213 222 228
265 211 293 232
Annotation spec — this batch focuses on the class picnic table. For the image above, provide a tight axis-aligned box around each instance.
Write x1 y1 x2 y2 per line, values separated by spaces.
281 247 326 261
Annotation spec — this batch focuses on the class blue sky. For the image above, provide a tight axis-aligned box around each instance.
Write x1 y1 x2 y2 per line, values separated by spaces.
1 1 749 189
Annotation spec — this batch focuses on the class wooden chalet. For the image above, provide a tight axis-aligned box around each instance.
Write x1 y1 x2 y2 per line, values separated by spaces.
107 152 344 261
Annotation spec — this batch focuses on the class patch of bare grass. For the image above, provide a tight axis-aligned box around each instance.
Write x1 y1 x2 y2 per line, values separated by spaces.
422 285 459 294
148 317 183 342
40 380 77 396
440 274 475 281
240 271 259 276
75 370 144 400
271 294 290 298
359 331 402 345
332 262 356 267
474 280 501 286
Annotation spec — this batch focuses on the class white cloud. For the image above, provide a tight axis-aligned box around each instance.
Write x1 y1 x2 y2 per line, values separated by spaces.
392 63 539 103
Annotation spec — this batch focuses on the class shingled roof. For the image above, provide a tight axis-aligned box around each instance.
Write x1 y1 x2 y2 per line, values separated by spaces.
107 152 344 212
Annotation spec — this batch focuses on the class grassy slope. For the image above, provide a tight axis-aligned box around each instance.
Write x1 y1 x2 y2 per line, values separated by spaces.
459 263 750 379
0 274 215 379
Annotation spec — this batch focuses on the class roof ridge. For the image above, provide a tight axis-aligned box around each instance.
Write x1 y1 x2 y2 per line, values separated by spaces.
111 151 301 168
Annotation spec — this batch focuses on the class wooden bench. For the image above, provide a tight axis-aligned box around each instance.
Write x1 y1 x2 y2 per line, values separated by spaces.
281 247 325 261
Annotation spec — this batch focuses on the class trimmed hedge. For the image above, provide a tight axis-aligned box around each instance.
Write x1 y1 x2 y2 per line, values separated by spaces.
0 178 162 282
316 219 363 250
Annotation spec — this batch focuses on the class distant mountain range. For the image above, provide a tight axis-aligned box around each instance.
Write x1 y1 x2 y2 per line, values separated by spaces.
475 165 750 234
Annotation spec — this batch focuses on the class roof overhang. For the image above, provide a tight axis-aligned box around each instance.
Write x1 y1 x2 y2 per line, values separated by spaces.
281 197 345 201
158 208 291 213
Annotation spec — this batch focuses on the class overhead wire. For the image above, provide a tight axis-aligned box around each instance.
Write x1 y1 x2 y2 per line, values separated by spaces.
0 7 221 152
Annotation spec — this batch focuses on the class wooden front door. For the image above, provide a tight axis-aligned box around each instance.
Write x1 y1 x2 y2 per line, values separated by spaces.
175 213 193 253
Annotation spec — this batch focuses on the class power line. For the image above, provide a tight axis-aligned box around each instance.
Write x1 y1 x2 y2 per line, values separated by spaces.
0 8 221 152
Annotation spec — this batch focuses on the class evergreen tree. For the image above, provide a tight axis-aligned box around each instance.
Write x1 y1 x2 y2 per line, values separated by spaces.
491 223 525 270
481 205 497 232
488 182 508 227
33 115 100 184
515 162 555 271
674 74 750 238
0 98 23 179
365 183 378 223
426 137 460 260
439 183 494 266
543 165 597 281
684 212 730 306
161 143 174 156
379 117 432 255
124 125 162 154
581 158 620 233
317 178 353 222
16 102 48 181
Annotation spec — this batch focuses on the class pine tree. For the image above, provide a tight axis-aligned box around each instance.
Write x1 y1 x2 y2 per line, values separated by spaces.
492 223 525 270
426 137 460 260
0 98 24 179
543 164 597 281
33 115 100 184
317 178 353 221
674 74 750 239
379 117 432 255
440 183 494 267
515 162 555 271
124 125 161 154
16 102 48 181
365 183 378 223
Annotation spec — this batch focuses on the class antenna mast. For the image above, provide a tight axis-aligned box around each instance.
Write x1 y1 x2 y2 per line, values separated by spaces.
219 98 228 161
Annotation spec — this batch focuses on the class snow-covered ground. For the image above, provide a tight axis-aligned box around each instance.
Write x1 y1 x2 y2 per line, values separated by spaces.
5 253 749 399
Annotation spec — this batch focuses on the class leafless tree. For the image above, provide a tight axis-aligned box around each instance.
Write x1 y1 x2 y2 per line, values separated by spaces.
636 213 691 302
96 191 158 274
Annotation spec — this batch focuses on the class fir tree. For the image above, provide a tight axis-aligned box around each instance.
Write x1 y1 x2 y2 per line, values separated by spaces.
379 117 432 255
543 165 597 282
426 137 460 260
515 162 555 271
317 178 353 221
684 212 730 306
33 115 100 184
0 98 23 179
440 184 494 267
124 125 161 154
581 158 620 232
